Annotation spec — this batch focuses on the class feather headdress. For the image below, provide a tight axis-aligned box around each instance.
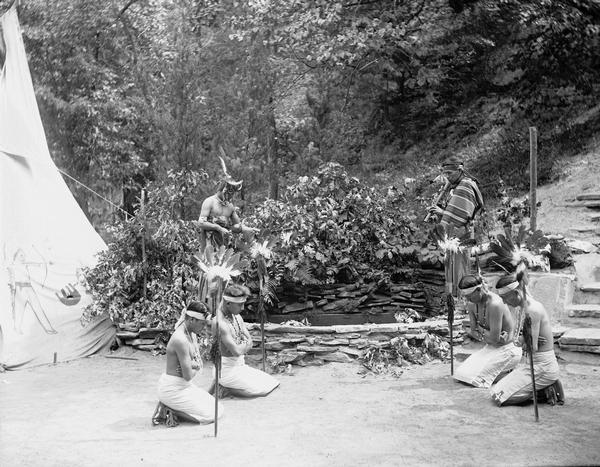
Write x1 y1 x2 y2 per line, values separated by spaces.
218 146 243 189
489 225 550 279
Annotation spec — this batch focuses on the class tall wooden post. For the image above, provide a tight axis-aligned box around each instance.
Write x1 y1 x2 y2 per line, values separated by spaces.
140 189 147 299
529 127 538 231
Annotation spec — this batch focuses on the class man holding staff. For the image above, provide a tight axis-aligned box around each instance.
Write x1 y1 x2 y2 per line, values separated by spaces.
153 301 223 426
210 284 280 398
453 274 522 388
491 272 563 406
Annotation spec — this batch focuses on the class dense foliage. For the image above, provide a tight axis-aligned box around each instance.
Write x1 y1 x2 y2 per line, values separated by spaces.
249 162 424 284
83 162 441 326
83 169 208 328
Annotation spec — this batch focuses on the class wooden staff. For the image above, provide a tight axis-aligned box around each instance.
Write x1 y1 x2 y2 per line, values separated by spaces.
520 276 539 422
255 253 269 372
447 293 455 375
260 298 266 372
522 313 539 421
210 280 224 437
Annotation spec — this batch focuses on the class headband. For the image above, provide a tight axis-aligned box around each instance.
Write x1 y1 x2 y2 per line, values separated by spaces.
459 284 481 295
223 295 247 304
185 308 208 320
496 281 519 296
442 163 463 171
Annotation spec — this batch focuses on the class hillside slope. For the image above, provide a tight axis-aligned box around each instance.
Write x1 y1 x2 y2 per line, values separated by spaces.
536 142 600 246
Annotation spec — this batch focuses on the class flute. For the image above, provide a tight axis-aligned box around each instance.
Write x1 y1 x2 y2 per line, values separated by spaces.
424 180 451 222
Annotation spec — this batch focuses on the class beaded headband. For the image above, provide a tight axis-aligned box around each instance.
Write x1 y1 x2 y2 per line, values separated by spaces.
496 281 519 296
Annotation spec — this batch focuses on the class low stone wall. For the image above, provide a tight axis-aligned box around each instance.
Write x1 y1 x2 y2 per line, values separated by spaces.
116 318 466 366
245 320 465 365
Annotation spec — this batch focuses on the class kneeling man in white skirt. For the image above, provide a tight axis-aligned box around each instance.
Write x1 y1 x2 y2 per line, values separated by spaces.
453 274 522 388
155 301 222 425
213 284 280 397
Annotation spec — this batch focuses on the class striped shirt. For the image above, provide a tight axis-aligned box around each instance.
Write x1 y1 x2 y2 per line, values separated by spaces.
440 177 484 229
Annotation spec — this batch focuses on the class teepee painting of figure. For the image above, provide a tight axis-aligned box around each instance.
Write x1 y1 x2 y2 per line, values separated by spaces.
6 246 58 335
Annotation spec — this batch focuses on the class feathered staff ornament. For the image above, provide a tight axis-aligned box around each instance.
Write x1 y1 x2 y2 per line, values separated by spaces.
196 244 247 437
433 224 464 256
250 239 278 371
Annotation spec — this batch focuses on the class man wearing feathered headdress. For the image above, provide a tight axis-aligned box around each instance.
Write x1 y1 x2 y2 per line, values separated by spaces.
490 271 563 406
428 155 484 297
196 151 259 249
453 274 522 388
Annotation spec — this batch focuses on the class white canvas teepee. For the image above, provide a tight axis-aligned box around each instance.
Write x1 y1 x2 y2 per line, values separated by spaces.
0 5 115 369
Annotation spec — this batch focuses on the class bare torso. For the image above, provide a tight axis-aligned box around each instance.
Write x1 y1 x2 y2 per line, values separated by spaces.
525 297 554 352
212 309 252 358
470 293 515 346
203 195 236 225
165 327 201 378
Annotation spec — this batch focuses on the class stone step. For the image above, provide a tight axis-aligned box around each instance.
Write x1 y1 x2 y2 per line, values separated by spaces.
558 317 600 329
559 343 600 354
583 201 600 209
569 225 597 233
559 328 600 346
568 239 597 253
591 213 600 222
580 282 600 293
577 193 600 201
566 304 600 318
559 328 600 355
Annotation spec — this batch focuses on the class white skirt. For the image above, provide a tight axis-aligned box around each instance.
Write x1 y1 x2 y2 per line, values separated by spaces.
454 343 522 388
491 349 559 405
218 355 280 396
157 373 222 423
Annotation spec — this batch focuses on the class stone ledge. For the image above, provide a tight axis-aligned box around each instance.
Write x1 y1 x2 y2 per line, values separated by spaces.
580 283 600 293
559 344 600 354
559 328 600 346
566 304 600 318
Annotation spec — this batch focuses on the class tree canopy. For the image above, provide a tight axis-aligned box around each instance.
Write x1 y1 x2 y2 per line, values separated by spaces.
2 0 599 225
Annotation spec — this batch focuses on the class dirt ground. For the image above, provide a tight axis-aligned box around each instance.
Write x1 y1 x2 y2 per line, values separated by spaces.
1 344 600 467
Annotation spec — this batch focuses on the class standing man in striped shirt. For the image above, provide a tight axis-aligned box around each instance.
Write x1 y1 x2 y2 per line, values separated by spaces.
428 155 484 297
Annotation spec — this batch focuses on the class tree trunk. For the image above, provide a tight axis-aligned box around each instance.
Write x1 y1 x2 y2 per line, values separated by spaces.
267 97 279 200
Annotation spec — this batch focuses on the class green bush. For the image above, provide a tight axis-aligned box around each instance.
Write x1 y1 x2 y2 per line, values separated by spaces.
83 170 209 329
83 163 438 328
248 162 422 284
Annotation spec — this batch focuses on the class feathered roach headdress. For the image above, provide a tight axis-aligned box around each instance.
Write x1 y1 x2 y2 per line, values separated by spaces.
489 225 550 282
218 146 243 191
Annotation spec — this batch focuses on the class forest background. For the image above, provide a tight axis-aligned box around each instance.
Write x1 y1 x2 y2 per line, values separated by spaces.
1 0 599 328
